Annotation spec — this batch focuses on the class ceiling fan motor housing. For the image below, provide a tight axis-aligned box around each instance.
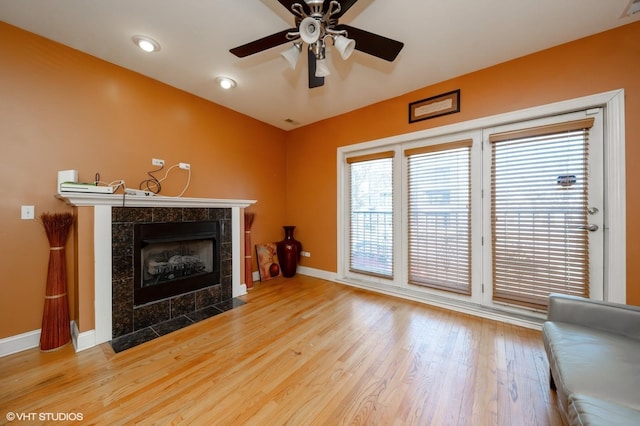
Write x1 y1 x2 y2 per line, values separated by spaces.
304 0 326 12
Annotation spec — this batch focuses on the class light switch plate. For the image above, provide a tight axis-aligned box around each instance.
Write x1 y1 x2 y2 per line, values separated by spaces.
21 205 35 220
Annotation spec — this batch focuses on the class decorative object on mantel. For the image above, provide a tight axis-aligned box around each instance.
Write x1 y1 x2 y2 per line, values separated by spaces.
244 212 255 289
277 226 303 278
256 242 282 281
39 212 74 351
409 89 461 123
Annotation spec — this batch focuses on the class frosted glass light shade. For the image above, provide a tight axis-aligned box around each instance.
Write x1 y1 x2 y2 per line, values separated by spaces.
315 59 331 77
300 17 321 44
281 43 302 69
334 35 355 60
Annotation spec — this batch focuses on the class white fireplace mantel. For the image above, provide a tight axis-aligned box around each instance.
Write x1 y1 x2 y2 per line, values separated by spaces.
56 193 256 209
57 193 256 351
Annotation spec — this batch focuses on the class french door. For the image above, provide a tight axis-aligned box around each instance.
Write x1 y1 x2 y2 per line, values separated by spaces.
481 109 604 309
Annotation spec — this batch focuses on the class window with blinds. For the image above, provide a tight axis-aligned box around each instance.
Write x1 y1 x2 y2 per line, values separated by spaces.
406 141 472 294
348 152 394 278
490 118 594 309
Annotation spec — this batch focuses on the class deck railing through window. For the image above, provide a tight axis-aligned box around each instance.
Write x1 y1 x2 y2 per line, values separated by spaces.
350 210 393 277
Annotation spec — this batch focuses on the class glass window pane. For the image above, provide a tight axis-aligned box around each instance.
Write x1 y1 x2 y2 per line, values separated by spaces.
407 146 471 294
349 158 393 277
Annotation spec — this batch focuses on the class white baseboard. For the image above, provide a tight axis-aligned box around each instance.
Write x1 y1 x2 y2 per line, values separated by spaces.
71 321 96 352
0 329 40 357
250 266 337 285
1 321 97 358
297 265 337 282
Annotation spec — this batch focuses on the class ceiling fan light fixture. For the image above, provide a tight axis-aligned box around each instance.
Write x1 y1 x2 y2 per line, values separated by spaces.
315 58 331 77
281 42 302 69
299 17 322 44
334 35 356 60
228 0 405 89
216 77 237 90
132 35 161 53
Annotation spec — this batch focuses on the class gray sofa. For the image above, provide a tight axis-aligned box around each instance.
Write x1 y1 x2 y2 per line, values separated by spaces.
542 293 640 425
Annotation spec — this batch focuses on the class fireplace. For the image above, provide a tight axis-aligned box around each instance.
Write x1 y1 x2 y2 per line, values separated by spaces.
111 207 235 340
134 221 221 306
55 193 255 352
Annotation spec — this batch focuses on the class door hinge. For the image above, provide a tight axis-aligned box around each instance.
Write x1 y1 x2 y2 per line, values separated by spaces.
482 283 485 293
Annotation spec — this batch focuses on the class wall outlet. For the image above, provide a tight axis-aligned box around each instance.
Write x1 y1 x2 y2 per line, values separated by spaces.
21 205 35 220
152 158 165 167
179 162 191 170
300 251 311 258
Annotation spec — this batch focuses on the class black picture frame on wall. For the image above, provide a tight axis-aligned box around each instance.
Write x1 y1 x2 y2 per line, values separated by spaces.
409 89 460 123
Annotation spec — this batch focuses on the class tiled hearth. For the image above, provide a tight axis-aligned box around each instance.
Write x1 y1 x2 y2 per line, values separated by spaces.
109 207 244 352
110 298 245 352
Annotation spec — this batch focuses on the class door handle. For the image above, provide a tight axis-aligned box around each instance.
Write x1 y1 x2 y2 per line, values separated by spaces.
579 224 599 232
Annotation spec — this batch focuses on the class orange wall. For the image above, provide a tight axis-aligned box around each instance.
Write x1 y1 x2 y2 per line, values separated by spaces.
285 21 640 305
0 23 287 338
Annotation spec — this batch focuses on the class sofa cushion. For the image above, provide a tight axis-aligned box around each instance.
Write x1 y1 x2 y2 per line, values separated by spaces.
568 394 640 426
542 321 640 412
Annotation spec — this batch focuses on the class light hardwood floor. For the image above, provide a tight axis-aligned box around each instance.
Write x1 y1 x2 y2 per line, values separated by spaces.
0 275 561 425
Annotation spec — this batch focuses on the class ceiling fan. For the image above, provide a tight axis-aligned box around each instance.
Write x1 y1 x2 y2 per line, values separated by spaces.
229 0 404 88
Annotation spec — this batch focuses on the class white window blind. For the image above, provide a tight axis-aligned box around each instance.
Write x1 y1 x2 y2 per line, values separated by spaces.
348 152 394 278
490 118 594 309
406 140 472 294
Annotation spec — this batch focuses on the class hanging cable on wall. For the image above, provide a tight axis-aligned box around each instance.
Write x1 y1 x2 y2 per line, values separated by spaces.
139 163 191 197
139 164 164 194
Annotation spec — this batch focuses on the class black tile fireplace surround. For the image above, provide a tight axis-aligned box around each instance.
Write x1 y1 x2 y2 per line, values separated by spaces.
111 207 239 351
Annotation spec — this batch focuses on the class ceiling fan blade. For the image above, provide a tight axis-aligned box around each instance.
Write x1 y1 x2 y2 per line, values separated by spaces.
277 0 307 14
229 28 297 58
276 0 297 9
335 24 404 62
334 0 360 18
308 50 325 88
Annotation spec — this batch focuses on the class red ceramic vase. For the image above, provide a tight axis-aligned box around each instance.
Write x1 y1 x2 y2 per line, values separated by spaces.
276 226 302 278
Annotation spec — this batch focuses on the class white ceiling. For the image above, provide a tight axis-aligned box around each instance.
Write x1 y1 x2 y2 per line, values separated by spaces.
1 0 638 130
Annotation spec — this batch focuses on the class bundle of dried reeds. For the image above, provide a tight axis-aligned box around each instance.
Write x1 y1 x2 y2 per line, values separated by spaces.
244 212 255 289
40 212 74 351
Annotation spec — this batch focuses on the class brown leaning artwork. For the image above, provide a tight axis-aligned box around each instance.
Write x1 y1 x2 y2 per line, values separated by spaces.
255 242 281 281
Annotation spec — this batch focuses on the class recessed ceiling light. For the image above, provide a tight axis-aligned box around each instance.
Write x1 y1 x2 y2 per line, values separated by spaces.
132 35 161 53
216 77 237 90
